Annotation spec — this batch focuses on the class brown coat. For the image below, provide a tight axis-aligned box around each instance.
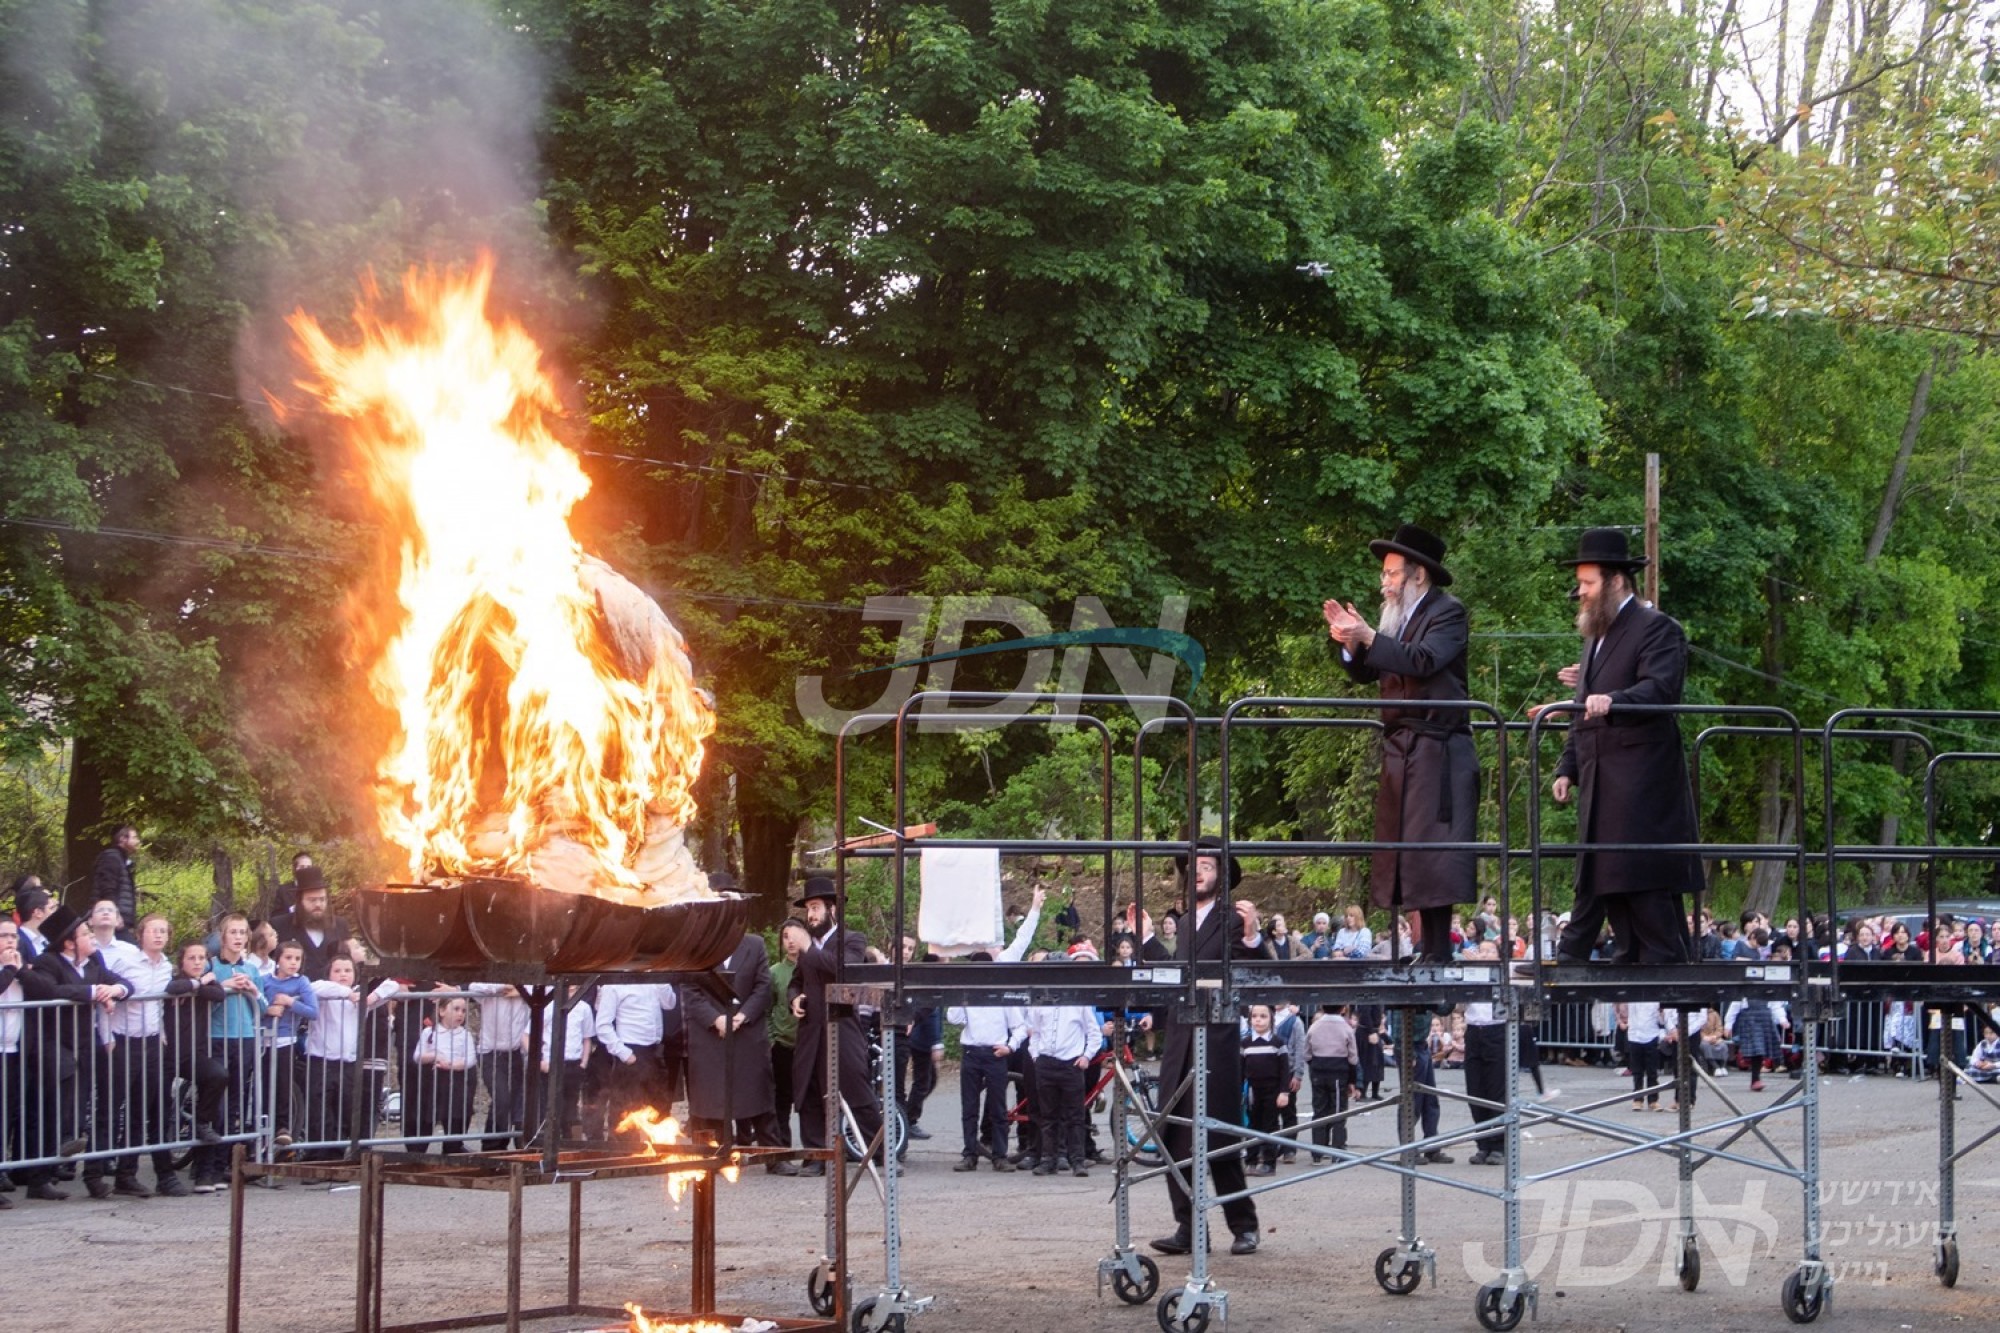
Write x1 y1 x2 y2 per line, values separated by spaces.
1340 590 1480 911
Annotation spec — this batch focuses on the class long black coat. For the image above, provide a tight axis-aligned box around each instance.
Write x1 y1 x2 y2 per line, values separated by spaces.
787 923 875 1106
1554 600 1703 898
1340 590 1480 911
683 934 777 1121
1158 899 1261 1131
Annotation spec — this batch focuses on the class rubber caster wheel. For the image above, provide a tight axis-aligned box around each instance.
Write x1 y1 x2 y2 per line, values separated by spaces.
851 1296 906 1333
1678 1240 1701 1292
1375 1246 1421 1295
1156 1291 1211 1333
1475 1283 1526 1332
807 1267 839 1318
1112 1254 1160 1305
1937 1238 1960 1288
1781 1271 1825 1324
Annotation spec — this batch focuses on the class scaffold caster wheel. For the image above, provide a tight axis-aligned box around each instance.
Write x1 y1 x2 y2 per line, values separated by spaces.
1781 1271 1825 1324
1678 1238 1701 1292
1375 1247 1421 1295
807 1267 839 1318
1475 1283 1526 1332
851 1296 906 1333
1156 1291 1211 1333
1113 1255 1161 1304
1936 1238 1960 1289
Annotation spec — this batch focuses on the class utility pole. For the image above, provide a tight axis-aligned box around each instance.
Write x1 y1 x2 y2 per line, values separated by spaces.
1644 453 1661 606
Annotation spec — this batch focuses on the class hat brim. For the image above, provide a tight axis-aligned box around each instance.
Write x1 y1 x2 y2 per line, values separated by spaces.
1557 554 1649 569
792 892 838 908
1368 539 1453 587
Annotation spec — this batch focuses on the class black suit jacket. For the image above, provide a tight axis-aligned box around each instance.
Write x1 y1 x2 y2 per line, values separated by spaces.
1555 599 1703 896
278 909 352 981
1158 898 1261 1120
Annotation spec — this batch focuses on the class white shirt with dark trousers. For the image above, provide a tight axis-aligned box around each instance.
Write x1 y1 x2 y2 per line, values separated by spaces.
1026 1001 1103 1167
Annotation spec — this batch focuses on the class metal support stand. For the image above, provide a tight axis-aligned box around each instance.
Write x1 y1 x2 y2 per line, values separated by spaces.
1473 1003 1538 1331
1373 1007 1436 1297
1673 1010 1699 1292
1783 1011 1832 1322
857 1014 935 1333
1158 1019 1228 1333
1099 1019 1164 1307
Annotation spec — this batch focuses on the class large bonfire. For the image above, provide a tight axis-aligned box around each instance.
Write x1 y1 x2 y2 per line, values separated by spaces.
288 259 715 905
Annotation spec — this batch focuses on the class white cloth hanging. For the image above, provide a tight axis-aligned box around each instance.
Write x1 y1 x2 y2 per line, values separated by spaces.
917 845 1005 956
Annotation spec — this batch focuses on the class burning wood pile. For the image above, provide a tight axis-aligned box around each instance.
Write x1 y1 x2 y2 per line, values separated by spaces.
291 261 744 971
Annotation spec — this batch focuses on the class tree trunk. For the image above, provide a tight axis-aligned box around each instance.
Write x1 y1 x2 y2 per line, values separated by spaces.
1866 736 1909 903
62 736 108 908
1745 791 1798 923
739 802 801 934
1864 351 1937 563
210 845 237 921
1796 0 1837 150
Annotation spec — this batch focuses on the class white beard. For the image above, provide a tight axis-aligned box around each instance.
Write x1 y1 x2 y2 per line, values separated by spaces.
1377 580 1424 639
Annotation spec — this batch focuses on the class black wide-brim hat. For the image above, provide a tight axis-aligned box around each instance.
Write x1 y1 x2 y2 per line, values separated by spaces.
41 904 83 949
1368 523 1453 587
1172 836 1244 892
792 874 838 908
1559 526 1648 570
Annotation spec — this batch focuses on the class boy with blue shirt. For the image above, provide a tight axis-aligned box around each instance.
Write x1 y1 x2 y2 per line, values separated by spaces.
261 940 319 1148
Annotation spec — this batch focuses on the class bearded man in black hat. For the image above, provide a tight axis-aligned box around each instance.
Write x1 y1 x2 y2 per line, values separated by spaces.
1151 838 1266 1257
785 875 884 1173
1549 528 1703 965
1324 523 1479 963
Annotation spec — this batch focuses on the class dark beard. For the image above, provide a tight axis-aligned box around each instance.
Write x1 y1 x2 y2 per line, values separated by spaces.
1576 588 1620 640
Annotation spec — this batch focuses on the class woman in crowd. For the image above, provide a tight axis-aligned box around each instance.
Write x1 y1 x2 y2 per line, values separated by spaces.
1331 905 1372 961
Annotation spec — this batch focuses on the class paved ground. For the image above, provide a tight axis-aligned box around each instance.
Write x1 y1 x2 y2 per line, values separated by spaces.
5 1061 1996 1332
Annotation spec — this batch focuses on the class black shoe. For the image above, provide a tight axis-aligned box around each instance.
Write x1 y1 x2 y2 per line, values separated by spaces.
798 1161 826 1177
765 1160 800 1176
85 1177 112 1200
1032 1163 1056 1176
1017 1157 1040 1172
952 1156 979 1172
1071 1165 1090 1178
906 1123 931 1140
990 1156 1015 1172
1054 1158 1072 1173
1150 1230 1192 1256
1278 1151 1297 1164
1231 1230 1260 1255
112 1175 152 1199
154 1173 192 1197
1422 1150 1455 1164
25 1183 67 1202
1468 1150 1502 1166
1249 1163 1275 1176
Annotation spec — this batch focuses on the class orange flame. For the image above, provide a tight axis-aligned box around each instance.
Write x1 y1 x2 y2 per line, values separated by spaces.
288 260 715 901
622 1304 738 1333
617 1105 741 1202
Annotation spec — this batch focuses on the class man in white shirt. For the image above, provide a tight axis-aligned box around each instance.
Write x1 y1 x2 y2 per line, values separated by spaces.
1026 962 1104 1177
596 981 678 1141
107 912 179 1196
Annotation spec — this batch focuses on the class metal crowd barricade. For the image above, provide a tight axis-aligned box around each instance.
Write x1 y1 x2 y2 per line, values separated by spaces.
1813 707 2000 1294
0 987 264 1186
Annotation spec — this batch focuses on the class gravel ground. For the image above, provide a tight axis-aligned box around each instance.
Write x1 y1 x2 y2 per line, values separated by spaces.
4 1061 1995 1333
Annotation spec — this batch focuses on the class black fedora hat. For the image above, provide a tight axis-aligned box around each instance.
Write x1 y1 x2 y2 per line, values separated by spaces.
294 865 327 892
1368 523 1453 587
792 875 839 908
1559 526 1648 570
706 870 738 893
1172 836 1244 891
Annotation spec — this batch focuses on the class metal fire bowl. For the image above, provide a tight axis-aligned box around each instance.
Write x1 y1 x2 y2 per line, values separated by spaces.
629 892 750 972
461 876 749 972
353 882 487 968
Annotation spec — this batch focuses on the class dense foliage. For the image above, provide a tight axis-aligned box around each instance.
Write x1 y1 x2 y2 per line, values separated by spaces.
3 0 1996 928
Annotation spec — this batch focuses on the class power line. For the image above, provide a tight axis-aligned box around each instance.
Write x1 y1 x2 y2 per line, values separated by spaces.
0 516 341 563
